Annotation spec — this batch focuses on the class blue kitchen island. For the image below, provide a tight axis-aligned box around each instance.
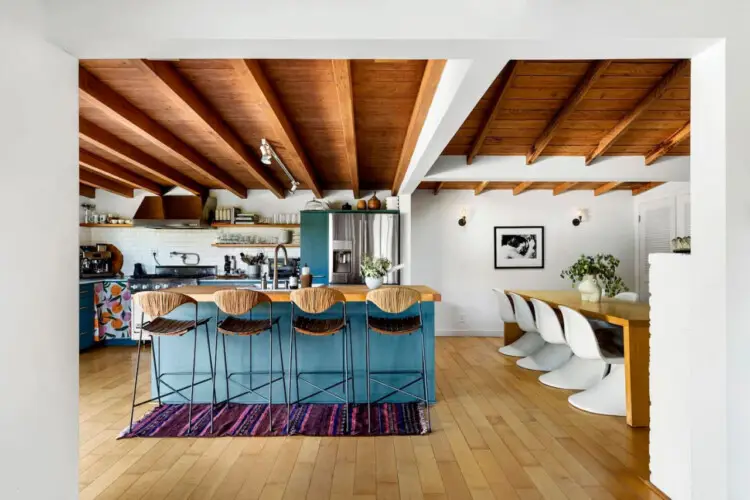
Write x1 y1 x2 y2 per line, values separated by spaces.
144 285 441 405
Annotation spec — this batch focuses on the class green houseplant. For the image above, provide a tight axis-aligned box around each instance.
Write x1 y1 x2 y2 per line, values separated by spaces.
361 254 391 290
560 254 627 302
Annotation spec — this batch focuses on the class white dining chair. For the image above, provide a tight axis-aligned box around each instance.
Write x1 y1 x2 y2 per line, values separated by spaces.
539 306 608 390
559 306 626 417
516 299 572 371
498 292 545 357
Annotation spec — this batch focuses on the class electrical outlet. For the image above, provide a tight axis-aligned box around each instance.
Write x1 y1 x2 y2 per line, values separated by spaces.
458 314 466 324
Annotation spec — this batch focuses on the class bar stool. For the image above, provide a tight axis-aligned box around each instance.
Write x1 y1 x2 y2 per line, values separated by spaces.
212 289 287 432
129 291 213 435
365 287 430 433
287 288 354 434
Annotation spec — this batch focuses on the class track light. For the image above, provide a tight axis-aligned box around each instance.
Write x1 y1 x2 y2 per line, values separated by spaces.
260 139 273 165
259 138 300 195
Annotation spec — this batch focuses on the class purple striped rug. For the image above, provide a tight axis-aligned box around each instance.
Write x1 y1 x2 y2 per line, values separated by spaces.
119 403 428 438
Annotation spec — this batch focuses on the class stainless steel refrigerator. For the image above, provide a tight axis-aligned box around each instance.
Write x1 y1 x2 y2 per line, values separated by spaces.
328 213 400 284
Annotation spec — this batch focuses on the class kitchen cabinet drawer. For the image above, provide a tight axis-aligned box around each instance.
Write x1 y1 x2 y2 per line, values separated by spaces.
79 330 95 351
79 284 95 307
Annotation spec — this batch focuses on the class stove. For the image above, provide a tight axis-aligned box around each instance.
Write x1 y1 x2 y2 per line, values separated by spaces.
129 265 217 341
128 265 217 292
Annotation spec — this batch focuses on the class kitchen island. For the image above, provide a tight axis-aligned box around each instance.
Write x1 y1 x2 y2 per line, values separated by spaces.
143 285 441 404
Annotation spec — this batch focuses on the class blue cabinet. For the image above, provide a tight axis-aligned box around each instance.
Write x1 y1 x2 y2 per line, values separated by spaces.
79 284 96 351
300 211 329 285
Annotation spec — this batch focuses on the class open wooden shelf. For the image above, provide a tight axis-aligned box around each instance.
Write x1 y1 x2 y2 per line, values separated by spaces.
212 223 300 229
212 243 300 248
80 223 133 228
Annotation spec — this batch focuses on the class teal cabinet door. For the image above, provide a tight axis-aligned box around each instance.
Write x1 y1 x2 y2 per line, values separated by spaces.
300 211 329 285
79 284 95 351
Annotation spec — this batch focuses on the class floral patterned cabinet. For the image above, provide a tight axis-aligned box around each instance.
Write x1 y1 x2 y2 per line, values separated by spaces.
94 280 132 343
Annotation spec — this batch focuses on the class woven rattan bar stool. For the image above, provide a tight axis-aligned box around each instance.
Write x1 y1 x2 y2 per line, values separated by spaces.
129 291 214 435
365 287 430 433
286 288 355 434
212 289 287 432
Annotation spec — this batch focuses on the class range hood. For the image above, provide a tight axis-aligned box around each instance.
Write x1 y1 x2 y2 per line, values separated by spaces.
133 196 216 229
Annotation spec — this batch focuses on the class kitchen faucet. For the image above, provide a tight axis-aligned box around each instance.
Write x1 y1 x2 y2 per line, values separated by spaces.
273 244 288 290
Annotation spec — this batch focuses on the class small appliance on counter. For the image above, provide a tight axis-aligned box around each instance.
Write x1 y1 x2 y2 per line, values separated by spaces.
80 245 121 278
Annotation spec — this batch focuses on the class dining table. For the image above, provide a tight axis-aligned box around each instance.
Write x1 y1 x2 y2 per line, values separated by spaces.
504 290 650 428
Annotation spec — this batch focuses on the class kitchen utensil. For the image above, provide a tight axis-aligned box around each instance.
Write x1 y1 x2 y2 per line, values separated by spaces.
342 202 352 211
301 274 312 288
107 244 124 275
133 263 147 277
279 229 292 244
367 193 381 210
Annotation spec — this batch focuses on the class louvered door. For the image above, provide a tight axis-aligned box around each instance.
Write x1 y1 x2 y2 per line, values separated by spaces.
638 198 676 300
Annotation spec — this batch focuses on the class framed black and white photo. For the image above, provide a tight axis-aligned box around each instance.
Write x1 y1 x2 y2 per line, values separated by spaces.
494 226 545 269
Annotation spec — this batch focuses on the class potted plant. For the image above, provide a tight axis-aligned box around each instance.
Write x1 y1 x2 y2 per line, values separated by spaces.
361 254 391 290
560 254 627 302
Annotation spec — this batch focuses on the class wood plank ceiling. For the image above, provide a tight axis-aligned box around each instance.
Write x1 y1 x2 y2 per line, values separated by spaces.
78 59 442 199
433 59 690 196
79 58 690 199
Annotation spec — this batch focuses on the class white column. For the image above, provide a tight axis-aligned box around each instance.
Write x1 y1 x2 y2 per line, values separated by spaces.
398 194 412 284
0 3 79 499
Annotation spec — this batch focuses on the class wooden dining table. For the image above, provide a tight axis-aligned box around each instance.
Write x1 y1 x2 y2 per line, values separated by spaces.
504 290 650 428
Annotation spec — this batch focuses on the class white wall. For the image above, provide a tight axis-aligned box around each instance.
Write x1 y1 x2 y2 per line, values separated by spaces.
411 189 636 335
0 2 79 499
649 253 693 499
80 189 392 275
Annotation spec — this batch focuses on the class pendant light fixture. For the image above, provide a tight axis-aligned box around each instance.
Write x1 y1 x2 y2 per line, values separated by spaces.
259 138 300 194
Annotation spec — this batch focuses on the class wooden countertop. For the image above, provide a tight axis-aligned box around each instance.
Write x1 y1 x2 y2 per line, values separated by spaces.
175 285 442 303
507 290 649 327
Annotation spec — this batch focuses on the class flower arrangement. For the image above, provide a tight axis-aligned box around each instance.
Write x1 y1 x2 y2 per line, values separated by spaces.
560 254 628 297
360 254 392 279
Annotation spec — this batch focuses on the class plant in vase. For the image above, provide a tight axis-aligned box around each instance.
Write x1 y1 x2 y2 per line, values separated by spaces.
560 254 627 302
361 254 391 290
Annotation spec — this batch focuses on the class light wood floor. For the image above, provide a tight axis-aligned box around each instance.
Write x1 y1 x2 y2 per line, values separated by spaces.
79 337 655 500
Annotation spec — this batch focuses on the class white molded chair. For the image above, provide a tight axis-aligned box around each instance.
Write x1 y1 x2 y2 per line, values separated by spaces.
540 306 608 390
517 299 572 372
560 306 626 417
498 292 545 357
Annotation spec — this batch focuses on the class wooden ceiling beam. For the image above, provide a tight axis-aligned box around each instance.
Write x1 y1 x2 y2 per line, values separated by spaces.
331 60 359 199
230 59 323 198
585 60 690 165
513 181 533 196
594 182 623 196
474 181 490 196
433 182 445 195
645 121 691 165
467 61 520 165
132 60 285 199
632 182 665 196
527 60 612 165
78 66 247 198
80 168 134 198
79 119 206 197
552 182 578 196
79 149 162 195
392 59 447 194
79 184 96 198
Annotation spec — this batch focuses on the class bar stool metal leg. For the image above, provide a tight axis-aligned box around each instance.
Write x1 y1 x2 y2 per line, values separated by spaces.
151 335 161 405
365 320 372 433
268 318 273 432
222 333 229 401
187 325 199 435
276 323 288 405
419 325 431 432
286 320 295 435
342 329 349 433
129 316 144 432
204 323 215 433
348 322 356 405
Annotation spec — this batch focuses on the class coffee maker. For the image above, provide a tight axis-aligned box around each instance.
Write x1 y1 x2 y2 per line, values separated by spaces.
80 245 114 278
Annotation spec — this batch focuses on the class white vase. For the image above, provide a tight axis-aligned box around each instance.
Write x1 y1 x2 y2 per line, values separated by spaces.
578 274 602 302
365 277 384 290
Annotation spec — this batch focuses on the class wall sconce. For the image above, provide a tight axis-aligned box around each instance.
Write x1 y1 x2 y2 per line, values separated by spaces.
458 207 468 227
572 208 587 227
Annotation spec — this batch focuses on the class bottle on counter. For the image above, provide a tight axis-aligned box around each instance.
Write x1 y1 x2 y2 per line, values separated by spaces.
261 272 268 290
289 268 299 289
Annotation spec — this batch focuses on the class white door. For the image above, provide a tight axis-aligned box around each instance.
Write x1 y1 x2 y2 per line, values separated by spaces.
638 198 676 300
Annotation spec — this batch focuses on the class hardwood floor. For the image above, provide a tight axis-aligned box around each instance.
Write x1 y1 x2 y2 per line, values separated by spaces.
79 337 654 499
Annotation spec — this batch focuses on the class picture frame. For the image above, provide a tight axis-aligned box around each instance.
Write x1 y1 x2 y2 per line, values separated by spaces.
494 226 545 269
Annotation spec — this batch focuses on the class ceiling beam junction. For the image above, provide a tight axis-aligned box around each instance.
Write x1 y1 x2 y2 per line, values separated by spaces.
645 121 691 165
